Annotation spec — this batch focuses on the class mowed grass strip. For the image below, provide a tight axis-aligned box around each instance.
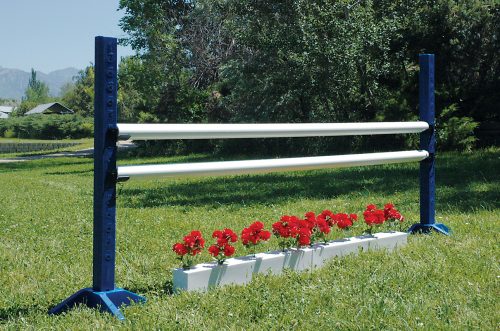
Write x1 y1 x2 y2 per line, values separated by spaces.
0 148 499 329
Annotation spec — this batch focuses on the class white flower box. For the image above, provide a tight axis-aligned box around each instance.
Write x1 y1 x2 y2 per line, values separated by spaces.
253 251 287 275
311 232 408 268
173 231 408 292
283 247 315 271
173 257 256 292
311 237 366 269
368 231 408 251
252 246 316 276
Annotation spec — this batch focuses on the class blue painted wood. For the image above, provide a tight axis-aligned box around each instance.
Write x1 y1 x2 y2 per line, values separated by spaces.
409 54 450 235
49 37 145 320
49 288 146 321
419 54 436 225
93 36 118 291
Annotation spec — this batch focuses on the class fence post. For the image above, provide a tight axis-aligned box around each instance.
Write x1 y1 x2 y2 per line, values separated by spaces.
409 54 450 235
49 37 145 320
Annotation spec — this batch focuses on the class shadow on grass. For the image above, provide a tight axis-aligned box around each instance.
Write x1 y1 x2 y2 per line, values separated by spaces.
120 167 416 206
125 280 174 297
45 168 93 176
119 150 500 213
0 305 39 322
0 158 92 173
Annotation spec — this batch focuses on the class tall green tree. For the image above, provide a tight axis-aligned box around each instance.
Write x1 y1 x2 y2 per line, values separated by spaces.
119 0 233 123
13 69 51 116
118 0 498 153
61 66 95 117
24 69 50 103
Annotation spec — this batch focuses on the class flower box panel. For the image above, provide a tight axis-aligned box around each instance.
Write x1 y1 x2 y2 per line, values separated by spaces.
350 235 376 252
173 258 255 292
283 247 315 271
368 231 408 251
253 251 287 275
311 238 360 268
173 264 211 292
253 248 315 274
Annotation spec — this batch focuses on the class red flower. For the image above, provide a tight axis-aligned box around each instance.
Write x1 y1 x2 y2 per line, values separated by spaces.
177 230 205 255
208 245 220 257
241 228 255 245
210 228 238 264
366 204 377 211
213 228 238 246
304 211 316 221
260 230 271 240
384 203 394 210
363 205 386 226
384 203 404 222
250 221 264 231
183 230 205 251
316 217 331 234
335 213 352 229
273 215 313 248
272 215 300 238
173 230 205 269
183 235 195 247
223 245 235 257
297 227 312 246
303 212 318 231
296 219 311 233
305 211 331 241
172 243 188 256
241 221 271 247
320 210 336 227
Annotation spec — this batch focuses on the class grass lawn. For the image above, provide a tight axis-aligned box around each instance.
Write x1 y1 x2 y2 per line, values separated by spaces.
0 148 498 329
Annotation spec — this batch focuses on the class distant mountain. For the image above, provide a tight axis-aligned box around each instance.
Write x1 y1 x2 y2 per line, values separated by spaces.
0 66 80 99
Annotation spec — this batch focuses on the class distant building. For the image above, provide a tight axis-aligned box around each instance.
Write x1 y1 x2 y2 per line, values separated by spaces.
0 105 15 119
25 102 74 116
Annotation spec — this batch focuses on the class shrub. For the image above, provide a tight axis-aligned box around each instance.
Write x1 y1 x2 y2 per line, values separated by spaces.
0 120 7 137
4 129 15 138
437 104 479 152
1 115 93 140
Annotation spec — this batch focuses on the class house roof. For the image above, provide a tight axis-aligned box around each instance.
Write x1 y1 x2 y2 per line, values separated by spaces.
0 106 14 113
25 102 74 115
0 112 9 119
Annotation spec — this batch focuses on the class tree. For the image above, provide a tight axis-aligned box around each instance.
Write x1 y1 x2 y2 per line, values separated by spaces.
118 56 153 122
12 69 51 116
118 0 498 153
119 0 234 123
25 69 50 103
61 66 95 117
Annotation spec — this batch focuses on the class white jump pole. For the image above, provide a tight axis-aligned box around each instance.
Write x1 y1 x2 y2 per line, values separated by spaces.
117 122 429 140
118 150 428 179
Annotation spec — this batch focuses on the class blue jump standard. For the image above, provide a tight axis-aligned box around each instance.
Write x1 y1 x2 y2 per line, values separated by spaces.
48 288 146 320
408 222 450 235
49 37 146 320
408 54 450 236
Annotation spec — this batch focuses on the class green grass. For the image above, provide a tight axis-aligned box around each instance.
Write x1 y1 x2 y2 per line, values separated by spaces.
0 148 499 329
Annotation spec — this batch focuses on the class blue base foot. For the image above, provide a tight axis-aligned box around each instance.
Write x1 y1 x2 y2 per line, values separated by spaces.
49 288 146 320
408 223 451 235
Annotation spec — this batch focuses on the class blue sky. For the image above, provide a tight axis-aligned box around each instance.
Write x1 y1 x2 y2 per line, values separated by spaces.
0 0 135 73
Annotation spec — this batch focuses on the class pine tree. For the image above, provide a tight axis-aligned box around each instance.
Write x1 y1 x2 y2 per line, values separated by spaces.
24 69 50 103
